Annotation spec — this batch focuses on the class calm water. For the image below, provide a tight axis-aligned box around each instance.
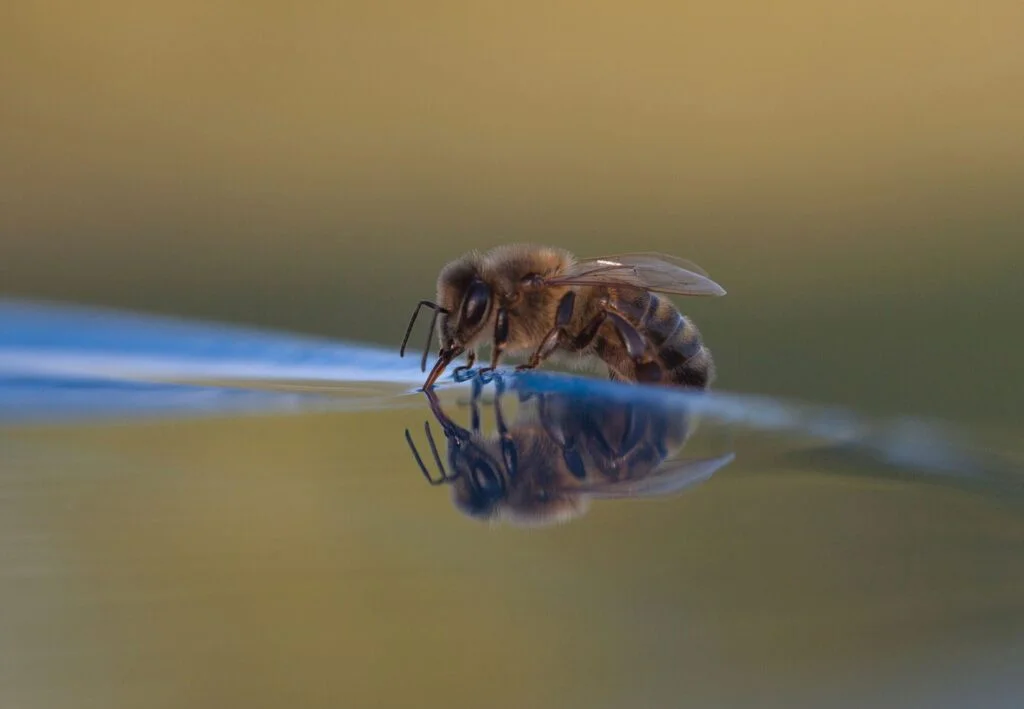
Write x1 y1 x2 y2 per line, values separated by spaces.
5 3 1024 706
1 301 1022 709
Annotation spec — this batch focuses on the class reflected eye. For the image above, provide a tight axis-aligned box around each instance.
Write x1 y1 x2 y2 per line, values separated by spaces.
461 281 490 329
562 449 586 479
471 462 503 497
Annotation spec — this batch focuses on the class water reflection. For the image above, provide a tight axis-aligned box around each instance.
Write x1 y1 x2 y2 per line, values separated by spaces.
3 298 1020 503
405 376 735 526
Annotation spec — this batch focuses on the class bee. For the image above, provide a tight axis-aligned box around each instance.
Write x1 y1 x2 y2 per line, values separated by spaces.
404 379 734 526
399 244 726 390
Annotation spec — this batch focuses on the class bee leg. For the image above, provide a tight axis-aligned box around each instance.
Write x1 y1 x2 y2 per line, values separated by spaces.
452 350 477 382
557 309 636 381
515 330 561 371
604 311 644 359
491 307 509 368
605 311 663 383
518 291 576 371
477 307 510 379
567 310 608 350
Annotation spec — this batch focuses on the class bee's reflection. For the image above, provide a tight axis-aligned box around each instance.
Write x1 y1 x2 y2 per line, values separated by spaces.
405 376 735 526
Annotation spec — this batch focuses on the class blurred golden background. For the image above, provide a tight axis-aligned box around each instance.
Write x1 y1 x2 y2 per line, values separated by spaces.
2 5 1024 708
3 0 1023 420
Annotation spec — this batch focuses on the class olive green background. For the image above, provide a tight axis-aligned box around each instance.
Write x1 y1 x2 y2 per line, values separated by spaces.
4 1 1024 422
2 3 1023 708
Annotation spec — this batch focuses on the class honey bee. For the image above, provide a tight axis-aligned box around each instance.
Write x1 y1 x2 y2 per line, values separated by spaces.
404 379 734 526
399 244 726 390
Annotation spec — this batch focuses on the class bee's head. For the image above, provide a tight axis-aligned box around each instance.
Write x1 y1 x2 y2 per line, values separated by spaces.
414 253 492 387
449 448 509 520
448 437 587 526
419 245 573 387
437 254 494 353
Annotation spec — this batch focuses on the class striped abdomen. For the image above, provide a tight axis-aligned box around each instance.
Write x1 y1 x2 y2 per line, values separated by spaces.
634 292 715 389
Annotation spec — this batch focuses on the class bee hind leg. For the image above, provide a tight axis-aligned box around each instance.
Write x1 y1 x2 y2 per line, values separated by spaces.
604 310 662 384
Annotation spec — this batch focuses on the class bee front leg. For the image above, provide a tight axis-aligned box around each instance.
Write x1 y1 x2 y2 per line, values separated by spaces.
452 350 477 382
478 307 510 376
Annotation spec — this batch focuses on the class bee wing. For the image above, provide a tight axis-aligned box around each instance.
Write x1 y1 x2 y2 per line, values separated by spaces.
544 253 726 296
577 452 735 499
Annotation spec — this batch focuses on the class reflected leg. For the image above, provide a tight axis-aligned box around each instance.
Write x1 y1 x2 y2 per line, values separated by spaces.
469 375 484 433
493 384 519 476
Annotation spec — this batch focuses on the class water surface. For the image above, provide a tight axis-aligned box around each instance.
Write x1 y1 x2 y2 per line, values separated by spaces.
1 301 1022 709
4 4 1024 704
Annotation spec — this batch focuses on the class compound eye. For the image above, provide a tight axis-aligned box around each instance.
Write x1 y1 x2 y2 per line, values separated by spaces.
461 281 491 328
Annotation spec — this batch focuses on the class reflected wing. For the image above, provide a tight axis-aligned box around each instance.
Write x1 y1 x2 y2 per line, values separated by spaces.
545 253 726 296
577 452 735 499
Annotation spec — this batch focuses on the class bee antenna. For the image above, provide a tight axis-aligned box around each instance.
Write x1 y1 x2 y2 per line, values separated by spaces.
423 421 452 482
405 428 432 480
405 426 451 486
400 301 447 363
420 308 442 373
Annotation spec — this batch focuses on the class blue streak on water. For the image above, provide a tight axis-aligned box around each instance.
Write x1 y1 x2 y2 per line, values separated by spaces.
0 377 351 424
0 298 426 386
0 299 1018 489
509 371 992 482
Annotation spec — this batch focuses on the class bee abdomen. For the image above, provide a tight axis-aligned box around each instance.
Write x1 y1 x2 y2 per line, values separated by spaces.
667 344 715 389
643 294 684 347
646 295 715 390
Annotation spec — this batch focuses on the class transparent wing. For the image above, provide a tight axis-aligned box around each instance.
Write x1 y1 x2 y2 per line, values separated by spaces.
575 453 736 499
544 253 726 296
